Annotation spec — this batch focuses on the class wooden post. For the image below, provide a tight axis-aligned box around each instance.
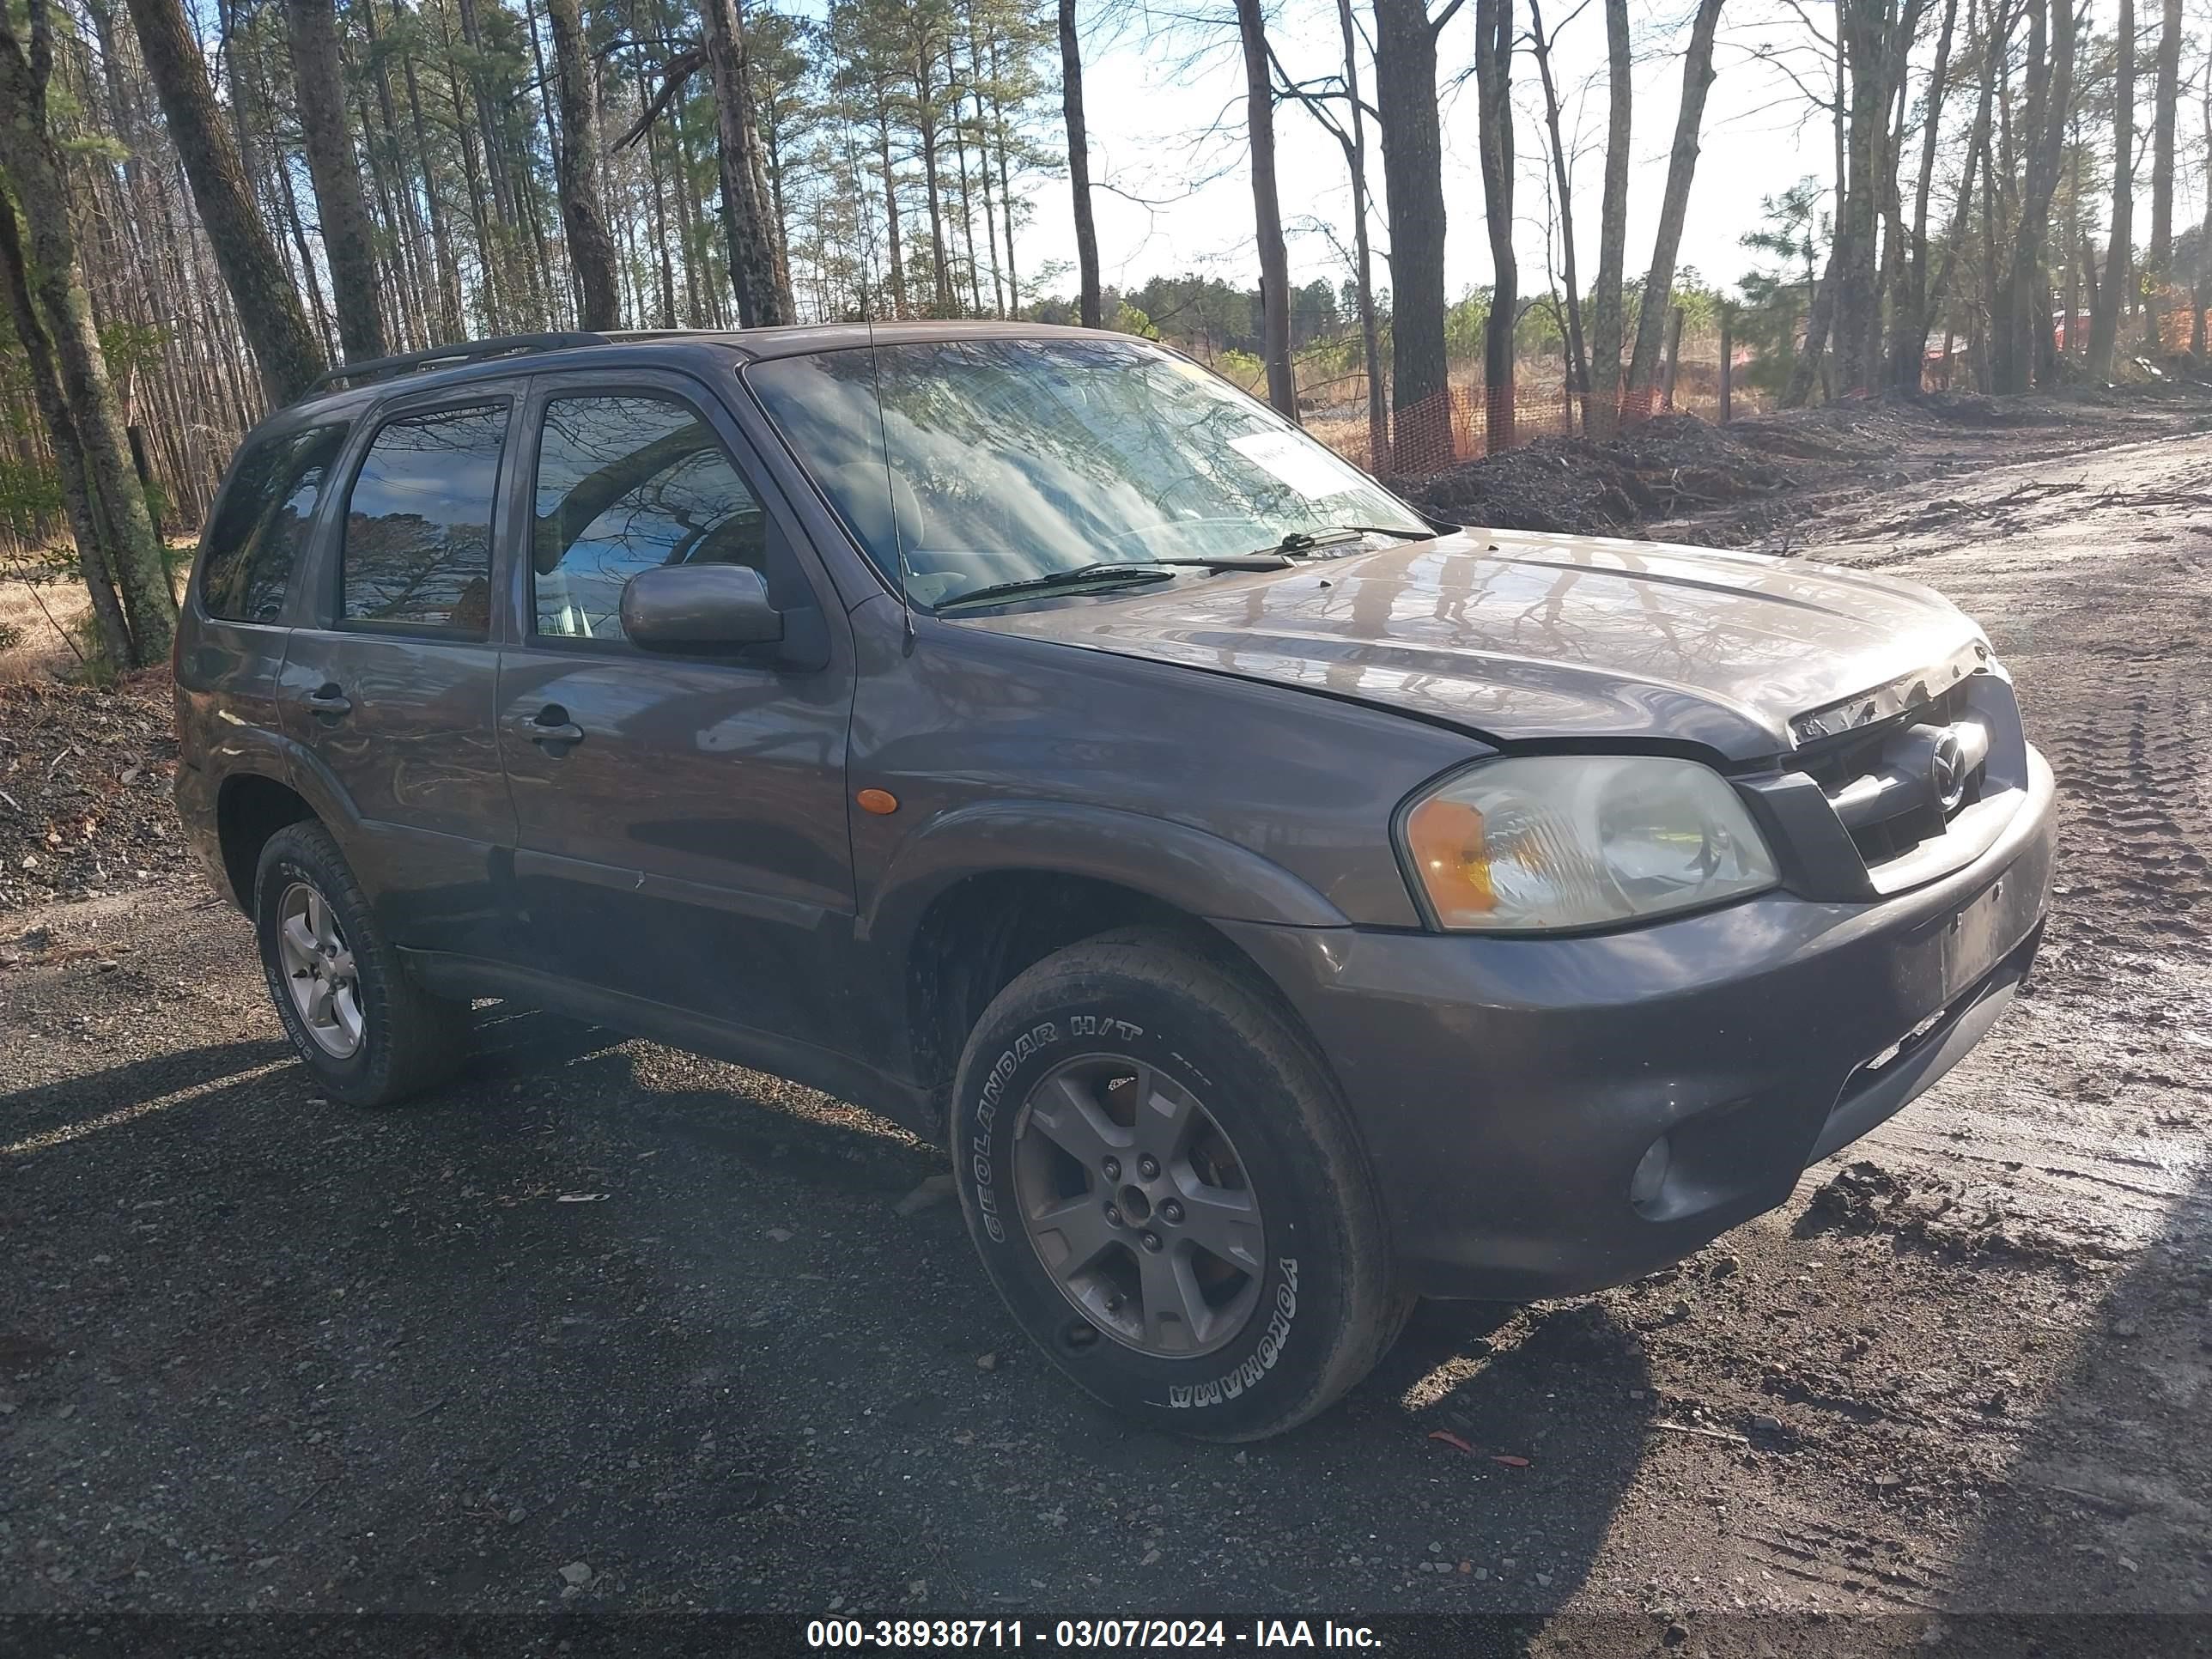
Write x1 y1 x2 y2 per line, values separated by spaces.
1718 307 1733 423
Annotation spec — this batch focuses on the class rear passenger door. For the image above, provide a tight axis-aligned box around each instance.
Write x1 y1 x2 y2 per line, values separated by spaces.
278 386 521 961
179 421 349 771
493 371 857 1050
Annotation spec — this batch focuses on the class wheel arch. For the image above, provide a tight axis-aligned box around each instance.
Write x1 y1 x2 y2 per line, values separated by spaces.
216 772 319 911
868 801 1350 1103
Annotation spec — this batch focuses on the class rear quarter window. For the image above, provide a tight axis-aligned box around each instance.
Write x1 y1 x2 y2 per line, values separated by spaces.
198 425 349 623
340 403 508 634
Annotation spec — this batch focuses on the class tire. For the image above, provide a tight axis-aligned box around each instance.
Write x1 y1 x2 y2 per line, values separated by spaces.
252 820 468 1107
950 927 1410 1441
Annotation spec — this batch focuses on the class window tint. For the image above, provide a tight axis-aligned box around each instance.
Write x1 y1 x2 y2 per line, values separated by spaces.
199 425 347 623
341 404 507 633
531 395 769 641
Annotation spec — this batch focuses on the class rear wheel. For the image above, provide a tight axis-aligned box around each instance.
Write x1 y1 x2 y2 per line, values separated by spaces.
951 929 1409 1441
252 822 467 1106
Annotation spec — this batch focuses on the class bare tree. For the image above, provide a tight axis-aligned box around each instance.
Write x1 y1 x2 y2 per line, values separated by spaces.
1373 0 1466 472
1059 0 1101 326
122 0 325 400
1583 0 1632 431
1474 0 1516 448
1234 0 1297 416
285 0 388 361
2087 0 2134 375
1887 0 1961 387
1625 0 1724 393
1525 0 1587 405
1994 0 2076 392
0 198 133 665
702 0 794 325
0 0 175 663
2147 0 2182 343
546 0 621 330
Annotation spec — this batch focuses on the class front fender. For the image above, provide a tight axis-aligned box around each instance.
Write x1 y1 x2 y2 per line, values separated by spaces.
857 798 1351 957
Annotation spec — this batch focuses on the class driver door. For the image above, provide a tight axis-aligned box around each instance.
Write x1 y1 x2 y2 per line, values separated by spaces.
492 368 858 1050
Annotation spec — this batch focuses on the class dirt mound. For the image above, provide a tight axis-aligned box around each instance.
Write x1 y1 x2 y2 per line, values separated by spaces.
1401 412 1800 537
0 672 181 916
1795 1158 2127 1272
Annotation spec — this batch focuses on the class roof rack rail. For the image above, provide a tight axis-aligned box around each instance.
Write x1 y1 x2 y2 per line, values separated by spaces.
295 331 612 402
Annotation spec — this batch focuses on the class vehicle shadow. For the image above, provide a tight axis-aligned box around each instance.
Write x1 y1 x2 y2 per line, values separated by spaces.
0 1036 293 1146
0 1003 1659 1632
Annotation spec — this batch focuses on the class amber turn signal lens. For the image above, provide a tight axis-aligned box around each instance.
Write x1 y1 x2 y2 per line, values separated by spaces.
1403 796 1496 915
856 788 899 816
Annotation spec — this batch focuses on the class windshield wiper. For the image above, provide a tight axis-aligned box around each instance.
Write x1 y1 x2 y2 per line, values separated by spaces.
1250 523 1430 558
936 562 1179 611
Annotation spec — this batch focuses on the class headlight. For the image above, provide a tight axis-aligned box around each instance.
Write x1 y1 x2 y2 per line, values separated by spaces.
1400 755 1778 932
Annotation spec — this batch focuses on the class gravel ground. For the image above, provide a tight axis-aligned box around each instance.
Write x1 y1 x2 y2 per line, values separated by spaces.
3 404 2210 1656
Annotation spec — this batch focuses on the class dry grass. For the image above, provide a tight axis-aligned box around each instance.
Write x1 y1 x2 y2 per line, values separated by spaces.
0 577 93 686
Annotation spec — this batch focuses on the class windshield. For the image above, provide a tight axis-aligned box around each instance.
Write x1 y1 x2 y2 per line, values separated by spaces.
744 336 1432 608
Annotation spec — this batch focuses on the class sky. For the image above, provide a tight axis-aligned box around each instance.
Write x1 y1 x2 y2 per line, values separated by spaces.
994 0 2157 313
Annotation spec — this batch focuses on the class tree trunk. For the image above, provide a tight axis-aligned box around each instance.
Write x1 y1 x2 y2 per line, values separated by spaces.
0 1 175 664
1373 0 1453 473
1996 0 2075 392
912 46 953 314
391 0 465 338
1834 0 1924 392
284 0 387 362
702 0 793 325
0 196 132 667
1528 0 1586 401
1888 0 1958 389
1784 253 1839 406
119 0 325 403
1336 0 1387 468
546 0 621 329
1234 0 1297 417
1583 0 1632 433
1058 0 1101 327
1922 2 1993 364
2148 0 2180 344
876 102 910 318
1474 0 1515 450
1625 0 1724 392
988 38 1021 313
2087 0 2134 376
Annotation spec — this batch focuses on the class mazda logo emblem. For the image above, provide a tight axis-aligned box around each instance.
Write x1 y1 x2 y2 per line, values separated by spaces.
1930 729 1967 813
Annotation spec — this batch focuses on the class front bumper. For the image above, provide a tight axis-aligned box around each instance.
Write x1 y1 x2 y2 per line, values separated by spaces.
1217 744 2057 1301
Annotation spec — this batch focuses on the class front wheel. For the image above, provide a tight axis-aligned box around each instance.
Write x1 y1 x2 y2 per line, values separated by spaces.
950 929 1409 1441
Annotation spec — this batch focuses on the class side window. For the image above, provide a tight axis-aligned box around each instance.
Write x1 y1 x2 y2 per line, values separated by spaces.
199 425 348 623
530 394 769 641
340 403 507 634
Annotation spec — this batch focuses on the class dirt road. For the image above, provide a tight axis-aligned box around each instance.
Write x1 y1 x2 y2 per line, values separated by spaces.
3 408 2209 1652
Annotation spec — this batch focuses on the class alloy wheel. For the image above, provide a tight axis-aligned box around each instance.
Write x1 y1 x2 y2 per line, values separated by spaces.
1011 1054 1267 1358
276 880 364 1060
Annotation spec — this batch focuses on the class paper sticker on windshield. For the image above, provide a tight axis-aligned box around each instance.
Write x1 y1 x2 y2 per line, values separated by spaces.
1229 430 1361 500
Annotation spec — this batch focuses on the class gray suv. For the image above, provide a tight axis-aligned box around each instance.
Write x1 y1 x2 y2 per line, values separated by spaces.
173 325 2055 1440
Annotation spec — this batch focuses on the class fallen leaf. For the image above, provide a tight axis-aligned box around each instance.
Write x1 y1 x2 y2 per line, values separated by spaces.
1427 1430 1476 1454
1492 1454 1532 1468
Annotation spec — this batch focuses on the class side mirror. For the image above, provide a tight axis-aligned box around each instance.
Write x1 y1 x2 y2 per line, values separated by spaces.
621 563 784 650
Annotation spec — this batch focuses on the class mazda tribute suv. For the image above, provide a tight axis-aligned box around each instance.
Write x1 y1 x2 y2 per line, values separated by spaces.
173 325 2055 1440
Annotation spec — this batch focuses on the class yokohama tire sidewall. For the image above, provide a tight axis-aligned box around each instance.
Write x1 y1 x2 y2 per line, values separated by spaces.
953 963 1359 1439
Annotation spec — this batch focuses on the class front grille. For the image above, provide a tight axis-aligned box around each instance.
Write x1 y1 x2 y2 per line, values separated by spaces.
1796 679 1992 871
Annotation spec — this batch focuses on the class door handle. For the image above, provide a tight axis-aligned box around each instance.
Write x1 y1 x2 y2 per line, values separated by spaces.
305 685 352 718
516 707 586 747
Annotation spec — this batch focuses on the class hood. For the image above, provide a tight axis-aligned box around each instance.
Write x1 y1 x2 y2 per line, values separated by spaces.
965 530 1991 762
